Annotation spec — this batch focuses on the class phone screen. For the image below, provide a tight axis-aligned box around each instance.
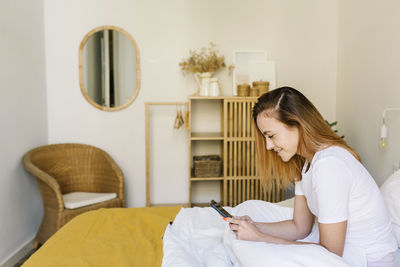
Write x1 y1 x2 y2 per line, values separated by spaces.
210 200 232 218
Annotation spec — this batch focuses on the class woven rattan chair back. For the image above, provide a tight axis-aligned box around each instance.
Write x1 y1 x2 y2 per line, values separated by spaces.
29 144 120 194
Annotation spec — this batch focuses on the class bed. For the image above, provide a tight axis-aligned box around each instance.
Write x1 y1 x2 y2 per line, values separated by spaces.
22 206 182 267
21 201 292 267
22 192 400 267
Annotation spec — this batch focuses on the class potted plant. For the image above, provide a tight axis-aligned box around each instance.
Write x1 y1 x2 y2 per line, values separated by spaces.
179 42 228 96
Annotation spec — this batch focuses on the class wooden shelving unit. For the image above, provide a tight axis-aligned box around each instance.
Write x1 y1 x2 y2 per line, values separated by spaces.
188 96 285 207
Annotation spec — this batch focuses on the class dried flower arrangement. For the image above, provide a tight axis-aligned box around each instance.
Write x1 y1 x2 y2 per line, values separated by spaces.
179 42 227 74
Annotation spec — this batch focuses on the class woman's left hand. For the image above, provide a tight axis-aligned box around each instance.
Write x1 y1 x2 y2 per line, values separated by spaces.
226 217 266 242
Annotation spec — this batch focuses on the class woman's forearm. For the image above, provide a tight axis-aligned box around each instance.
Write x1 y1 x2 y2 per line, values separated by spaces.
256 232 343 257
255 219 311 241
257 232 318 246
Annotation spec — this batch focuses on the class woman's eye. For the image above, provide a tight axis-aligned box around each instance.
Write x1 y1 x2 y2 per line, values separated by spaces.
268 135 275 139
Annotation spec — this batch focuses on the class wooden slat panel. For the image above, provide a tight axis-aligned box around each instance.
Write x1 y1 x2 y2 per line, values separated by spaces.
245 179 248 202
247 101 251 138
229 178 233 206
243 179 246 202
242 140 245 178
238 102 242 138
241 102 245 138
251 140 255 177
229 102 233 137
238 140 242 177
238 177 242 204
233 102 237 138
245 141 248 176
230 141 233 177
250 179 254 199
254 179 258 200
222 99 285 206
250 102 255 138
233 141 237 177
233 179 237 206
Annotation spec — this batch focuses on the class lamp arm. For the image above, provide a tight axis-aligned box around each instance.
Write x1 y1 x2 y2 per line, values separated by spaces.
382 107 400 120
380 107 400 148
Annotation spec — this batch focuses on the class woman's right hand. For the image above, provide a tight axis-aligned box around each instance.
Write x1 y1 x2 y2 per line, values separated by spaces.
233 215 267 233
233 215 253 222
226 216 266 242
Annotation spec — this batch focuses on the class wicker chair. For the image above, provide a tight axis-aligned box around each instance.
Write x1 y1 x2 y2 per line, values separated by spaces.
23 143 125 245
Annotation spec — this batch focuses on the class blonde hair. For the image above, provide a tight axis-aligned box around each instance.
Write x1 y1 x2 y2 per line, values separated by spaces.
252 87 360 191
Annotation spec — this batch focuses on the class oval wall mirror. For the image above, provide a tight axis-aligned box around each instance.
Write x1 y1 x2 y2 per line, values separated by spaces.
79 26 140 111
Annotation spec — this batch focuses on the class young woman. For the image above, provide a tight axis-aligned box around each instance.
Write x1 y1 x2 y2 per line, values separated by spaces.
226 87 397 266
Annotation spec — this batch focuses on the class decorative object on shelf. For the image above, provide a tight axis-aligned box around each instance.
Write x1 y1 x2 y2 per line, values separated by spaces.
194 72 212 96
253 80 269 96
232 50 276 96
193 155 222 177
208 78 221 96
380 107 400 148
179 42 227 96
237 84 250 97
249 86 259 96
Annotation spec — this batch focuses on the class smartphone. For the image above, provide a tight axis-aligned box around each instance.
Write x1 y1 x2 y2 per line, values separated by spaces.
210 200 232 218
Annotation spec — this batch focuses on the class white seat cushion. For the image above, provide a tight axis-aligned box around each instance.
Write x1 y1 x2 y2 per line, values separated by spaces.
62 192 117 209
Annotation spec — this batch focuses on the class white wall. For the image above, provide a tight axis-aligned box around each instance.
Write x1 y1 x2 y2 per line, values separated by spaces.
44 0 338 207
0 0 47 264
337 0 400 185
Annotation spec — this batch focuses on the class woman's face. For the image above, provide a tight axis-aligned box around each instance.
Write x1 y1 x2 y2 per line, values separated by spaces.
256 113 300 162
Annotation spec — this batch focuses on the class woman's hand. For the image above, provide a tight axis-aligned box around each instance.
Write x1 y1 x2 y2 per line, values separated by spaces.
233 215 252 222
226 216 266 242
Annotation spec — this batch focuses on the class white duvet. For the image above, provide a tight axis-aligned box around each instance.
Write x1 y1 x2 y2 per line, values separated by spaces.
162 200 367 267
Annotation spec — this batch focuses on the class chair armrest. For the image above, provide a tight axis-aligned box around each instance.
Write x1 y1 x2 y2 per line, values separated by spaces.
23 153 64 210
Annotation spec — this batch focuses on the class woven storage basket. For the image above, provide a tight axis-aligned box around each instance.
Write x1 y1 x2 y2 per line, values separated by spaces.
237 84 250 97
193 155 222 177
252 81 269 96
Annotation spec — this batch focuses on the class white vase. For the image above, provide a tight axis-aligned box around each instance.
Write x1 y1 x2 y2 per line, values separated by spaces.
208 78 220 96
194 72 212 96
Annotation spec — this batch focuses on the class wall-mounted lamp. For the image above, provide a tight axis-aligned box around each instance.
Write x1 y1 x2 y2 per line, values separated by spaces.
380 108 400 148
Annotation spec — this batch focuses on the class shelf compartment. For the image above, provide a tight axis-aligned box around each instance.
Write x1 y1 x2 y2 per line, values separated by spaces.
190 132 224 140
190 177 224 181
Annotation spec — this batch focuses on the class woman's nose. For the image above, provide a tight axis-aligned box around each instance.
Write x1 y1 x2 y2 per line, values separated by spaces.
266 138 274 150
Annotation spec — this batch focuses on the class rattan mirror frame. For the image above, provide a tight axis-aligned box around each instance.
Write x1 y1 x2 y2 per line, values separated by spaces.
79 25 140 111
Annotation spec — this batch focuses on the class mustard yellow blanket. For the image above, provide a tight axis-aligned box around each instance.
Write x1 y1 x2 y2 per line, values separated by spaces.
23 206 182 267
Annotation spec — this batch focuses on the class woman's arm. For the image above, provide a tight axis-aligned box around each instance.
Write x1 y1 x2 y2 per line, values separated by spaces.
319 221 347 256
227 197 347 257
228 219 347 257
256 195 314 240
234 195 314 241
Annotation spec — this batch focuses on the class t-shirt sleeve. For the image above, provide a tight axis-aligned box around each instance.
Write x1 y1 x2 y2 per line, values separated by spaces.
295 181 304 195
311 157 352 224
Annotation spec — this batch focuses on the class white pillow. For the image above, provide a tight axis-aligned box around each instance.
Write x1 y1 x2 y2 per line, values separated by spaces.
62 192 117 209
380 169 400 246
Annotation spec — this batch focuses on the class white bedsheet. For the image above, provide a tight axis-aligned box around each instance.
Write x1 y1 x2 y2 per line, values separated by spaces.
162 200 367 267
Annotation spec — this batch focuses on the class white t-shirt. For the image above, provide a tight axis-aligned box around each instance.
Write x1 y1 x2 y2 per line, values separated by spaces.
295 146 397 262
